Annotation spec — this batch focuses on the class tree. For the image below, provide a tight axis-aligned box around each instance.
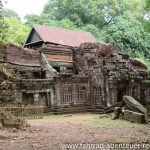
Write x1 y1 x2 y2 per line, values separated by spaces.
0 0 3 12
42 0 145 29
1 9 20 19
117 0 145 18
42 0 117 28
146 0 150 10
81 24 103 41
144 0 150 32
0 0 9 53
4 18 30 46
103 16 150 58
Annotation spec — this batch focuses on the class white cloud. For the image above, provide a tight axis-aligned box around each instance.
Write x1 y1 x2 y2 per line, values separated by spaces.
2 0 47 20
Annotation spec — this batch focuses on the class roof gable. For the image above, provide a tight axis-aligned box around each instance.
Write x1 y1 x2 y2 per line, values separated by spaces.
24 25 96 48
26 28 42 44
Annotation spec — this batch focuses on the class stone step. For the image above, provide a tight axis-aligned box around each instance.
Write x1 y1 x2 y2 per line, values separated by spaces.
44 105 105 114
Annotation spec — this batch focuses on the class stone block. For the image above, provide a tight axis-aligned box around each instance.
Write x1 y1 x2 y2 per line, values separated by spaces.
124 110 133 121
123 96 147 114
112 107 122 120
131 112 146 124
124 110 146 124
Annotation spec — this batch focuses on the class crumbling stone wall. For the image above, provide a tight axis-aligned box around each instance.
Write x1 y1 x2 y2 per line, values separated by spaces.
54 75 90 106
0 63 20 106
0 43 149 111
74 42 149 107
4 44 40 65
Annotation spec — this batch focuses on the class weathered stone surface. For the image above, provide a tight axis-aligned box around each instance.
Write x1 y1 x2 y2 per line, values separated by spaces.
0 112 28 129
112 107 122 120
124 110 133 121
130 112 146 124
105 102 124 113
123 96 147 114
124 110 146 124
41 53 58 80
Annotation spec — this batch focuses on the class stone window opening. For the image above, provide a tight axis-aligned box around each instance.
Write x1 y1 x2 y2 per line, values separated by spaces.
54 67 60 73
76 86 86 103
60 85 72 104
92 86 102 104
33 72 41 79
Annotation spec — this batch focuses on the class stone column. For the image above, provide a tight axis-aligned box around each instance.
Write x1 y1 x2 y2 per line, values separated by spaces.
55 84 61 106
14 89 22 103
72 83 76 105
46 91 50 106
50 89 55 107
34 92 40 105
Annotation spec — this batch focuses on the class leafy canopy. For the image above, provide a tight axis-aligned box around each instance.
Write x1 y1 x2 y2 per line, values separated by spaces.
42 0 145 28
0 0 9 52
103 16 150 58
1 9 20 19
4 18 30 46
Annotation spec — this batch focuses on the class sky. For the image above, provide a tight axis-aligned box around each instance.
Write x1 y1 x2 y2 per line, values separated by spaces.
2 0 48 20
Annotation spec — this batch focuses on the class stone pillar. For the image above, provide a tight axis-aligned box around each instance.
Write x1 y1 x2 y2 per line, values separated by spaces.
46 91 50 106
50 89 54 107
86 83 90 105
103 75 109 107
72 83 76 104
55 84 61 106
34 92 40 105
113 79 117 104
14 89 22 103
46 88 55 107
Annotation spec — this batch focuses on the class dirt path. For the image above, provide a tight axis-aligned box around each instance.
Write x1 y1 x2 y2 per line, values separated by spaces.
0 114 150 150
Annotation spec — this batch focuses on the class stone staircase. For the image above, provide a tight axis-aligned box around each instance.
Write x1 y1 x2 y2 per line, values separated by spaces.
44 104 105 114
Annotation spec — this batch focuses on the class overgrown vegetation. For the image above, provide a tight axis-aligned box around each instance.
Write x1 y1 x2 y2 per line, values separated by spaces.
83 115 150 130
0 0 8 53
0 91 19 106
1 0 150 71
0 63 20 106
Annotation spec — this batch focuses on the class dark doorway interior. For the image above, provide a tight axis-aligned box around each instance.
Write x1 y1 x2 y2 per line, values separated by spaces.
117 81 128 102
117 88 126 102
22 93 34 105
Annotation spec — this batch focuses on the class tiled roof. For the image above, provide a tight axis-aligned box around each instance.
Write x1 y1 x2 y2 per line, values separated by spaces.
33 25 95 47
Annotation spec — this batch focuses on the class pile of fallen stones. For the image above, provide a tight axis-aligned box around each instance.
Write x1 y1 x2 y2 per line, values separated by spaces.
111 96 147 124
0 112 30 129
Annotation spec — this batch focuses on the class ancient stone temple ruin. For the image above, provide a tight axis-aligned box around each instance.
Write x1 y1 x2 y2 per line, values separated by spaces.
0 25 150 113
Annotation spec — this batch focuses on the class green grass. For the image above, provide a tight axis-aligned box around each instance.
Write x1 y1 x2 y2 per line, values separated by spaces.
82 115 150 130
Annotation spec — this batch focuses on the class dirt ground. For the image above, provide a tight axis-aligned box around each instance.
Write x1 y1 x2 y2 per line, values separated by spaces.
0 113 150 150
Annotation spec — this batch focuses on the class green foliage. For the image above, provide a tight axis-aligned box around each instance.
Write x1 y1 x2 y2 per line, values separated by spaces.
146 0 150 10
25 14 47 27
0 18 9 52
42 0 145 29
103 16 150 58
117 0 145 18
81 24 104 41
136 51 150 72
144 0 150 33
144 20 150 32
1 9 20 19
42 0 115 28
0 91 18 106
4 18 30 46
0 0 9 53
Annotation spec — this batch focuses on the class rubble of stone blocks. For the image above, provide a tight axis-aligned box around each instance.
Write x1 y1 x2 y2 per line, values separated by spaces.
111 96 147 124
124 110 146 123
0 111 30 129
